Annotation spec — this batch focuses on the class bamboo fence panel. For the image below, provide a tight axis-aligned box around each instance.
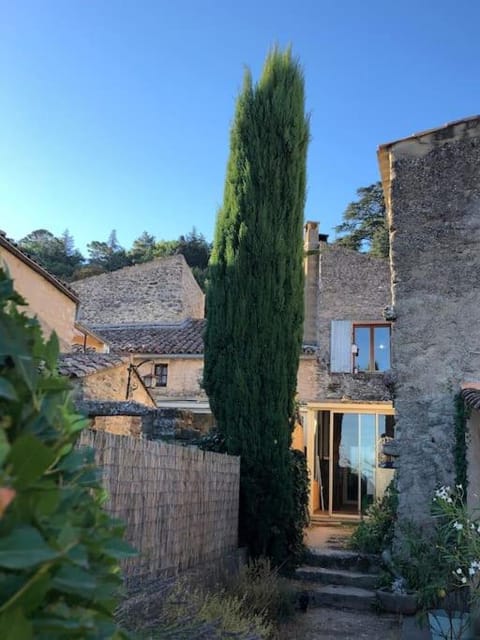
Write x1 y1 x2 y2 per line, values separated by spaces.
78 430 240 581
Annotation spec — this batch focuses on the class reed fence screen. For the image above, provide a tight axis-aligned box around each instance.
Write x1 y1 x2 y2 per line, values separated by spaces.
78 430 240 581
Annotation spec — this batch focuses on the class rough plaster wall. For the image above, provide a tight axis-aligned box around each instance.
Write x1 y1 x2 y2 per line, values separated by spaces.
81 365 155 406
181 261 205 319
92 415 142 437
389 121 480 524
74 255 203 325
300 245 391 403
297 358 318 402
137 358 206 400
467 411 480 513
303 222 320 344
0 248 77 351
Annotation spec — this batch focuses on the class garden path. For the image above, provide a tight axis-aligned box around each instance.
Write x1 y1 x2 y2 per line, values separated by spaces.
281 524 402 640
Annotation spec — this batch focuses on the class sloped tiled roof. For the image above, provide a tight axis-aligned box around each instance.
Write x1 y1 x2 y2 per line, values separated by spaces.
93 319 206 355
58 353 125 378
0 231 79 303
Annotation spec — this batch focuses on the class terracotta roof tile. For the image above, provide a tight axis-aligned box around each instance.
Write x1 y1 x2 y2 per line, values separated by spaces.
58 353 125 378
93 319 206 355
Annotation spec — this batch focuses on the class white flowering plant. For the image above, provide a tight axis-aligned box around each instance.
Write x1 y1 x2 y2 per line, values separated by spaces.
431 484 480 608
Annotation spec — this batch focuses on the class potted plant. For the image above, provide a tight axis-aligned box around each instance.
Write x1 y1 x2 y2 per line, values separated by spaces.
417 485 480 640
376 576 418 615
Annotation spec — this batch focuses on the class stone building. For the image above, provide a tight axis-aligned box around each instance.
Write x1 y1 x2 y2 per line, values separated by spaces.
378 115 480 525
298 222 394 517
58 352 156 437
72 233 395 513
73 255 212 432
74 254 204 326
0 231 79 351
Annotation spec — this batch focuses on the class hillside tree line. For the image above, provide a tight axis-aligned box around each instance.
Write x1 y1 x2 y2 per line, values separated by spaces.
15 227 211 289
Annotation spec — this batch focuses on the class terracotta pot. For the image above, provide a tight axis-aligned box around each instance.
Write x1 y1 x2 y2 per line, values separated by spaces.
376 587 418 615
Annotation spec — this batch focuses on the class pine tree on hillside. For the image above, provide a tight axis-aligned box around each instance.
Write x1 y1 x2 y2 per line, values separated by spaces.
203 47 309 563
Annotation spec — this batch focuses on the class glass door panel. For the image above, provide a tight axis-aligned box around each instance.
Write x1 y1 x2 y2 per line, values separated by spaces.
332 413 359 513
331 413 378 514
359 414 376 512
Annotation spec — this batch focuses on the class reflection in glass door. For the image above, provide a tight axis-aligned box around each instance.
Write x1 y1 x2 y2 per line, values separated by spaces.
330 413 380 514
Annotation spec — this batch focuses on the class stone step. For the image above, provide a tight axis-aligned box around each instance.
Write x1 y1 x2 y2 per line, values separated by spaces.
304 548 381 574
295 565 379 590
299 583 377 611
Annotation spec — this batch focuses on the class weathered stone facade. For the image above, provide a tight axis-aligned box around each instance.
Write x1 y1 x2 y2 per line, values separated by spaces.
77 400 177 440
298 223 394 516
59 353 155 407
59 353 156 438
73 258 208 413
378 116 480 523
73 255 204 326
299 227 391 404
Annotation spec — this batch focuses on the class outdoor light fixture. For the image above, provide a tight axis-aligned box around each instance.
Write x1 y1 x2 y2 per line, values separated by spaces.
125 359 156 399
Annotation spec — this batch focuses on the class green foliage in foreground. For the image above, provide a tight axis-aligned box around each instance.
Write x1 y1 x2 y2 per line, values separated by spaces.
349 481 398 554
204 46 309 564
0 268 135 639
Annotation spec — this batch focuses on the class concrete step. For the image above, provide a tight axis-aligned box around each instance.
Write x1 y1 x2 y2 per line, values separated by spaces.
304 548 381 574
295 565 379 590
300 583 377 611
310 514 359 526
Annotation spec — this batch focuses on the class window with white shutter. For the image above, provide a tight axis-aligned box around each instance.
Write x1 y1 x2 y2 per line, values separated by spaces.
330 320 352 373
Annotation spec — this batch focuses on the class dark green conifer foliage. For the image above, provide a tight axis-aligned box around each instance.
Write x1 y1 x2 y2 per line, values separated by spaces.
204 47 309 562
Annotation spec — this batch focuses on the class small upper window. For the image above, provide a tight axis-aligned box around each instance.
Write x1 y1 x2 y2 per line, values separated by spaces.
154 363 168 387
353 324 391 372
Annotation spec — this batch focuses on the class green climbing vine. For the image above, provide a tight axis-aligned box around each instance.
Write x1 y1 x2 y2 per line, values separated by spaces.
454 393 470 495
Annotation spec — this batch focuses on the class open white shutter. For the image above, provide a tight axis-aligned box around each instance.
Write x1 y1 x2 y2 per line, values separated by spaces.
330 320 352 373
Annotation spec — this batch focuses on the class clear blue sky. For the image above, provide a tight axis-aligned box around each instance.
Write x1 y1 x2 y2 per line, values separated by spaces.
1 0 479 254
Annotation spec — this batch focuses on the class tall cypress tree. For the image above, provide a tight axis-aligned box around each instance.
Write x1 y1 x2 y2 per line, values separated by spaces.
204 47 309 562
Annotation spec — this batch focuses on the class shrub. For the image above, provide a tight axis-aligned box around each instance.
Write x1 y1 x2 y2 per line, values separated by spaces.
286 449 310 566
131 558 296 639
0 269 134 639
138 580 273 639
194 437 310 569
227 557 295 623
349 481 398 554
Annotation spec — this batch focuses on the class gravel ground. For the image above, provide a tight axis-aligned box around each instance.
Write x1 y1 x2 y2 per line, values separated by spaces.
279 606 401 639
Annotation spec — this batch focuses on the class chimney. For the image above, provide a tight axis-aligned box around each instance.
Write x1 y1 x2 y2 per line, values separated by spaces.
303 221 321 345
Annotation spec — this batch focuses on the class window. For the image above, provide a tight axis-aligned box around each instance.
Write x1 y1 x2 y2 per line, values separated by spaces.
330 320 391 374
353 324 390 372
154 364 168 387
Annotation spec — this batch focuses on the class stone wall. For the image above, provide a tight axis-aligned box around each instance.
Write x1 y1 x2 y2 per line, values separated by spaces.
467 410 480 514
298 242 391 403
181 258 206 319
74 255 204 326
77 401 175 440
0 246 77 351
303 221 320 345
380 117 480 523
